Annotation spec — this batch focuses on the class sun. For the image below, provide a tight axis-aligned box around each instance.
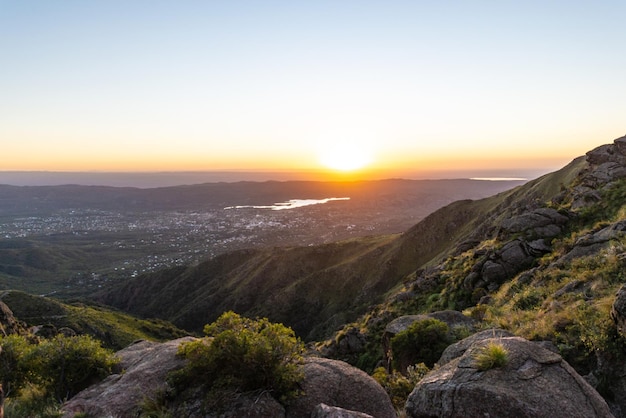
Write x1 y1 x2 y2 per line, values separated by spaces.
319 143 373 171
316 131 376 172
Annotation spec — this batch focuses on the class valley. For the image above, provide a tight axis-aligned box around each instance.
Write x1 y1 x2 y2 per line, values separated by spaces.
0 178 523 298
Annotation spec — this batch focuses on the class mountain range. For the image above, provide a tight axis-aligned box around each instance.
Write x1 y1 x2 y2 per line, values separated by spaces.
2 135 626 417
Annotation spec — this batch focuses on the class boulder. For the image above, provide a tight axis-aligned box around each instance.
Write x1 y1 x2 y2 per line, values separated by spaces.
500 208 569 239
405 335 614 418
62 337 195 417
311 403 374 418
437 329 514 366
285 357 395 418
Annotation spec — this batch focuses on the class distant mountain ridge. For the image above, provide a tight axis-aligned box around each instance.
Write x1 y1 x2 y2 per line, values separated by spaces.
96 154 586 341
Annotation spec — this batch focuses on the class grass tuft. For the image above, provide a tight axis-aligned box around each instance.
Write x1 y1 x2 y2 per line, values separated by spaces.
473 341 509 371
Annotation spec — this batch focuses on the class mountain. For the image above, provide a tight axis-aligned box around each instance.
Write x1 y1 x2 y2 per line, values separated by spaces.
5 135 626 416
89 134 626 415
96 150 585 341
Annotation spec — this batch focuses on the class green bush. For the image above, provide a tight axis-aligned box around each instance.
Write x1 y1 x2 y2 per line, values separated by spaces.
372 363 429 409
390 318 450 370
172 311 305 402
0 334 33 397
25 334 119 401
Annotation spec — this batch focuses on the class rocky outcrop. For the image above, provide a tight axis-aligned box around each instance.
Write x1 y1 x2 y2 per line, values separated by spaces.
555 220 626 265
61 337 195 417
464 238 552 292
405 334 614 418
500 208 569 239
63 340 393 418
0 301 24 336
286 357 395 418
569 135 626 209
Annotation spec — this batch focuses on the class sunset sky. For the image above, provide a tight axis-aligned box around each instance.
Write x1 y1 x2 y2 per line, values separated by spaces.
1 1 625 179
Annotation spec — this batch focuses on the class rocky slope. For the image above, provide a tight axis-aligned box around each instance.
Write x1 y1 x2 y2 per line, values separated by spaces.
320 135 626 416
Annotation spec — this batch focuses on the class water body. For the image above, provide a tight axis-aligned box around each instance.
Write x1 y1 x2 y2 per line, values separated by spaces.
225 197 350 211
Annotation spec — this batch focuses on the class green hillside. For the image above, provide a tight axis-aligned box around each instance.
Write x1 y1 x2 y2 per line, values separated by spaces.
0 290 187 349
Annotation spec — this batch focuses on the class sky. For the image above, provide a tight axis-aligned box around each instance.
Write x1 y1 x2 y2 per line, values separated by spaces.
1 1 625 179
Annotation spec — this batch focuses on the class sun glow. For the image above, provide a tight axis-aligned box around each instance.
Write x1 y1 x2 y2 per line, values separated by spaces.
316 131 376 172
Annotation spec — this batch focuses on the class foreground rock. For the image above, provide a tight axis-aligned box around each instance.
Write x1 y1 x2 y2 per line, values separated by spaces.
406 333 614 418
311 403 374 418
62 337 194 417
62 339 394 418
286 357 396 418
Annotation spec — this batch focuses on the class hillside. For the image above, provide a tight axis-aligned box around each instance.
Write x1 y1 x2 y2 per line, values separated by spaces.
96 154 585 341
0 290 187 350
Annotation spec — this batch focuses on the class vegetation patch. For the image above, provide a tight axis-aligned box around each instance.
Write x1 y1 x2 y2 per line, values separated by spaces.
0 333 119 414
390 318 450 370
473 341 509 371
168 311 305 410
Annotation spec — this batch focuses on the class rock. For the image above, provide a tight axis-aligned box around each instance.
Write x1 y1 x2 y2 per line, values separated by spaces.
0 301 24 336
556 220 626 265
285 357 395 418
311 403 374 418
587 144 623 165
500 208 569 239
200 391 286 418
405 335 614 418
61 337 195 418
614 135 626 156
437 329 514 366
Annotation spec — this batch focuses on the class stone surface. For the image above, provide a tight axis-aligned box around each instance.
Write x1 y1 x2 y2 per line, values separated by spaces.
61 337 195 418
406 335 614 418
285 357 395 418
311 403 374 418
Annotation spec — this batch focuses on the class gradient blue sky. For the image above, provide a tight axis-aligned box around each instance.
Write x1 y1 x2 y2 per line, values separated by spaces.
1 1 625 177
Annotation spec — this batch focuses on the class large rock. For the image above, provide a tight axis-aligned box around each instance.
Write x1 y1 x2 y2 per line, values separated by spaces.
311 403 374 418
500 208 569 239
406 335 614 418
61 337 195 417
286 357 395 418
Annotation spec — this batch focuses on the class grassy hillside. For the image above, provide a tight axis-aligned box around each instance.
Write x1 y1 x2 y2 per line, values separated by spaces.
0 290 187 349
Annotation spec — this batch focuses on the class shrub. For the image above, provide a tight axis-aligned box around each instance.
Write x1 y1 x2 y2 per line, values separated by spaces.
25 334 119 401
173 311 305 402
390 318 450 370
0 334 33 397
473 341 509 371
372 363 429 409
